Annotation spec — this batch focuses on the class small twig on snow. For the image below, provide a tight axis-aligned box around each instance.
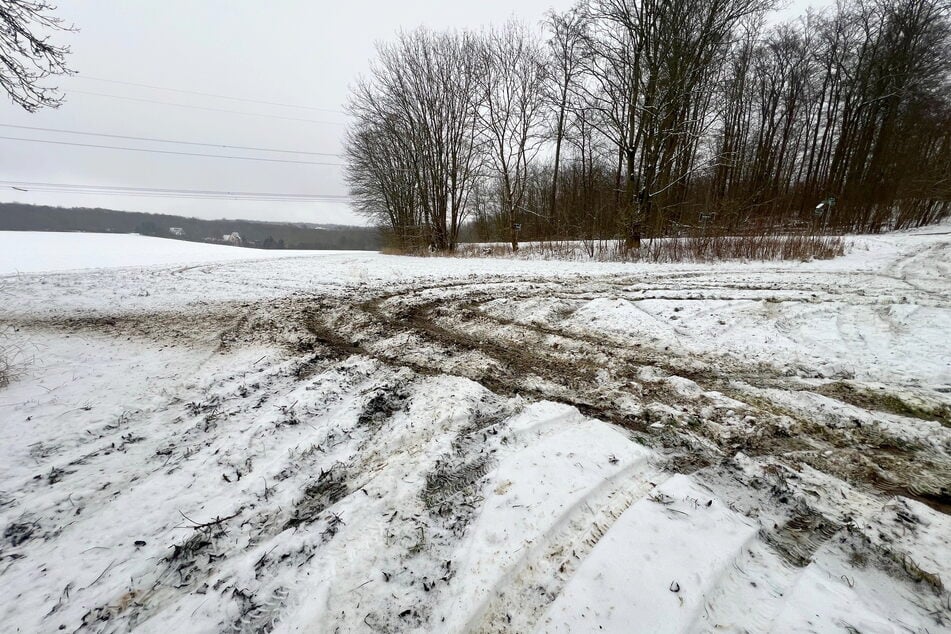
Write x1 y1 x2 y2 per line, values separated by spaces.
81 560 116 590
178 509 240 530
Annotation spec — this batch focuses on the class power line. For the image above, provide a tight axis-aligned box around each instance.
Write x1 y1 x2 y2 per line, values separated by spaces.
70 89 348 126
11 188 341 202
1 180 350 202
77 75 348 115
0 135 346 166
1 180 349 197
11 190 331 202
0 123 344 157
0 180 349 197
7 189 347 201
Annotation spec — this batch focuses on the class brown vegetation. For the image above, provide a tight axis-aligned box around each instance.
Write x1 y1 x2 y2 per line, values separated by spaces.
453 234 845 262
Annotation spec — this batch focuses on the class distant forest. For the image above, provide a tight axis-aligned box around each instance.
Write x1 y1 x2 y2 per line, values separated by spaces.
0 203 381 250
347 0 951 251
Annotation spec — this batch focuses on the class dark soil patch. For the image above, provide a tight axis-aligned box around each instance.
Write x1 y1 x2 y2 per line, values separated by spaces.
815 382 951 427
284 464 349 530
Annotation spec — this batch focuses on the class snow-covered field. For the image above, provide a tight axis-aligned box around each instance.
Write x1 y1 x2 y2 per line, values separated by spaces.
0 231 334 276
0 230 949 632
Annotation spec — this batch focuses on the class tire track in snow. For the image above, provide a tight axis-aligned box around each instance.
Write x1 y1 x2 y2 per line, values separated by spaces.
462 457 665 633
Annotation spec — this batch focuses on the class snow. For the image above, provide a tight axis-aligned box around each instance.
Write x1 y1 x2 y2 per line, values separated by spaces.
0 231 327 275
1 228 949 632
538 474 760 633
559 292 950 384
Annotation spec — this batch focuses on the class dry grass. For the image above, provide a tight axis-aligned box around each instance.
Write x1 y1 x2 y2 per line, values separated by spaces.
0 283 13 387
816 382 951 427
0 346 13 388
448 234 846 263
0 326 21 389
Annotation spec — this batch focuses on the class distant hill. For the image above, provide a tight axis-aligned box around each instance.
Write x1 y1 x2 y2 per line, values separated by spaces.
0 202 381 250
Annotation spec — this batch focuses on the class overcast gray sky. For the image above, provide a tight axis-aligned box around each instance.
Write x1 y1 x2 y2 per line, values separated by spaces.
1 0 823 226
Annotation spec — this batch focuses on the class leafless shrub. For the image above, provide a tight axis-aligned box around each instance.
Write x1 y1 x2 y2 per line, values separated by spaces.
0 333 14 388
446 233 845 263
0 346 19 388
0 320 27 388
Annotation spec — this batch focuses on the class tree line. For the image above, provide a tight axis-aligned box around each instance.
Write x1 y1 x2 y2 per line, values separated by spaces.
345 0 951 252
0 203 382 250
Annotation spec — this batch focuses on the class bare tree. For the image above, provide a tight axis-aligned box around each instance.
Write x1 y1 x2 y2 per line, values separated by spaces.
0 0 73 111
478 21 548 251
344 101 422 249
592 0 772 245
344 28 483 251
544 4 588 232
706 0 951 232
349 0 951 248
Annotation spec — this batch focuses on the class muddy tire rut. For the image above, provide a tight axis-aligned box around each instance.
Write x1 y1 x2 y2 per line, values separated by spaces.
288 279 950 516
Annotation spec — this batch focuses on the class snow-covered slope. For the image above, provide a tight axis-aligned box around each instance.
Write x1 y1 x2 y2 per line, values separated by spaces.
0 231 329 275
0 228 949 632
